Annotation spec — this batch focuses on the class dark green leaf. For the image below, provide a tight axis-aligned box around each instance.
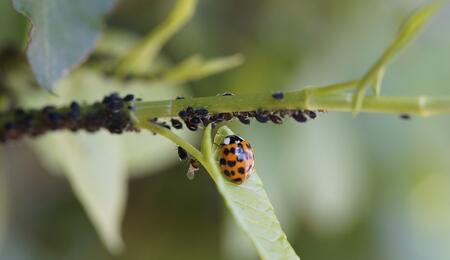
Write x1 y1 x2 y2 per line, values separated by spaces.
12 0 117 90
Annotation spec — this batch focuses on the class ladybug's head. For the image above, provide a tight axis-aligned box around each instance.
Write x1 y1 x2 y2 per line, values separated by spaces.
222 135 244 145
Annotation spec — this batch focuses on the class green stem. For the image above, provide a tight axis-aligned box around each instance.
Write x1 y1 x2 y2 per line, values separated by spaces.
137 120 205 164
134 89 450 119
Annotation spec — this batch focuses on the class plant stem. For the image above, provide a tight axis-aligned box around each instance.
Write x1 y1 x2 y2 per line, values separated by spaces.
134 89 450 119
137 120 205 163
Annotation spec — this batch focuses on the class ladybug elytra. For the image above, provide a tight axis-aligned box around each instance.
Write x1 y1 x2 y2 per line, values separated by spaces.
219 135 255 184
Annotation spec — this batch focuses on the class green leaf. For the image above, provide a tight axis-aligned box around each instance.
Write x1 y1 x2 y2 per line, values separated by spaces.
161 54 244 84
201 125 300 260
0 0 26 47
31 132 127 254
12 0 117 90
116 0 197 76
352 2 441 115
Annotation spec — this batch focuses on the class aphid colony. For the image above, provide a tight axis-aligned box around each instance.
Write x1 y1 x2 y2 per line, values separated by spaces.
0 93 138 142
150 92 322 132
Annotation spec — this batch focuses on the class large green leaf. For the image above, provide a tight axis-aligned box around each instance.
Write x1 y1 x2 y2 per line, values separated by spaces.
34 132 127 254
12 0 117 90
202 125 300 260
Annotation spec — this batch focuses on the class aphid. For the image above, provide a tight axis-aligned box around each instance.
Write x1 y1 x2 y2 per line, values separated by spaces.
69 101 81 120
187 158 200 180
219 113 233 121
219 135 255 185
255 110 269 123
221 92 235 96
194 108 209 117
186 123 198 131
201 117 211 127
292 111 307 123
304 110 317 119
158 121 171 130
178 110 188 119
238 115 251 125
189 116 202 125
123 94 134 102
272 92 284 100
186 106 194 114
400 114 411 120
170 118 183 129
177 146 188 160
269 114 283 124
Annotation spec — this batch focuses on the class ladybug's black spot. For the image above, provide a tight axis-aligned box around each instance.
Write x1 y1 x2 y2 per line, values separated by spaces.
220 158 226 165
230 170 236 176
230 147 236 154
227 160 236 167
246 143 251 149
236 154 244 162
237 167 245 174
223 170 231 177
223 148 230 155
237 143 243 148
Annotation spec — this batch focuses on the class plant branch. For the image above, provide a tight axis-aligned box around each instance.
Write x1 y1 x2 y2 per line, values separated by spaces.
137 120 205 164
134 89 450 119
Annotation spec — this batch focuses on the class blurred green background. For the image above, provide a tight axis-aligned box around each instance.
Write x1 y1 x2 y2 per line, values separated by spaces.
1 0 450 259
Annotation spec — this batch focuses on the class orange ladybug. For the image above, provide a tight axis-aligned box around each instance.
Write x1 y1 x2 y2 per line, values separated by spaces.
219 135 255 184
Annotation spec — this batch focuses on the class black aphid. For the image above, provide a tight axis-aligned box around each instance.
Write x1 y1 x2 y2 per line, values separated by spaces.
400 114 411 120
272 92 284 100
177 146 188 160
123 94 135 102
170 118 183 129
194 108 209 117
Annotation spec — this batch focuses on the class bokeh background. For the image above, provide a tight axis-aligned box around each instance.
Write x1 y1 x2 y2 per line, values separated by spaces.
1 0 450 259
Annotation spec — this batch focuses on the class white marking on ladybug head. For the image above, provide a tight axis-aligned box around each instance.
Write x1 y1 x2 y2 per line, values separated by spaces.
223 137 231 145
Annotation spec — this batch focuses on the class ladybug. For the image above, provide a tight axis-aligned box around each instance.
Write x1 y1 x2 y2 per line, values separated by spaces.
219 135 255 184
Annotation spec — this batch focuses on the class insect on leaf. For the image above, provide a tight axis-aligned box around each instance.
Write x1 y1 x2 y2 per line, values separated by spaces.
201 125 300 260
